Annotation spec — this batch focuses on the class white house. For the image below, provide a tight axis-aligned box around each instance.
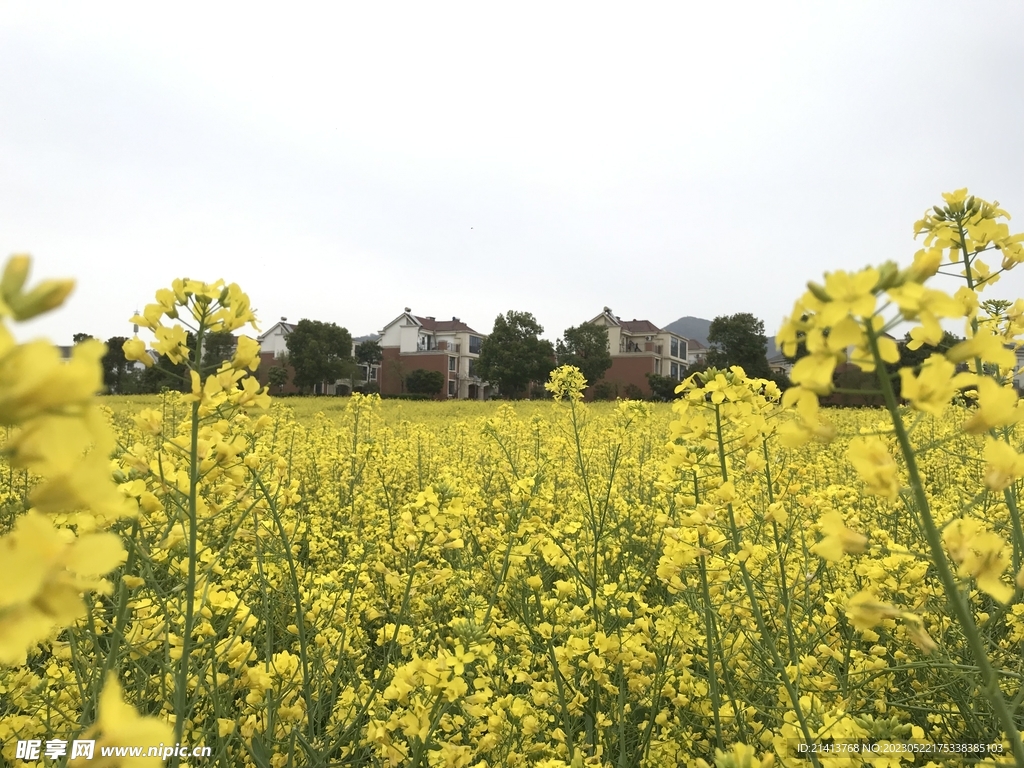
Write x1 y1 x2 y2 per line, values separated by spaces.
377 309 492 399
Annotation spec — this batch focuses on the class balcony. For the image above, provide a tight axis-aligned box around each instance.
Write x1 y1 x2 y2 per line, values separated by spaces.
618 341 663 355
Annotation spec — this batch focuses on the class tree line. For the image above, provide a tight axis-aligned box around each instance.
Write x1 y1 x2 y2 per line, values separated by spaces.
81 311 785 399
90 309 953 400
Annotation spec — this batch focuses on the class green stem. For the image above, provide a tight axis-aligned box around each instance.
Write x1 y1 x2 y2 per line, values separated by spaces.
957 221 1024 571
865 322 1024 762
173 397 200 755
693 471 724 750
714 404 821 768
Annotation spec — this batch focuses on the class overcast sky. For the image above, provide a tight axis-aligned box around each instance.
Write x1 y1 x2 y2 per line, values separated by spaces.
2 2 1023 346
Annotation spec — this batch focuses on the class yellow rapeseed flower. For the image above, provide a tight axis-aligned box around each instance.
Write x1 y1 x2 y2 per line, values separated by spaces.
0 513 124 665
121 336 151 367
70 673 173 767
810 510 868 562
847 436 901 500
962 378 1021 434
983 439 1024 491
818 267 880 326
899 354 975 417
845 591 902 631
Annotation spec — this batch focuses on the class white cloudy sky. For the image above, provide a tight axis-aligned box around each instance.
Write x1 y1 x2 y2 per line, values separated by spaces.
2 2 1023 346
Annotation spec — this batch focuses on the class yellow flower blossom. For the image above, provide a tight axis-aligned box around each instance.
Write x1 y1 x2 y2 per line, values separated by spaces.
231 335 261 371
946 327 1016 370
70 673 173 768
983 439 1024 491
810 510 868 562
847 436 900 500
845 591 901 631
944 519 1014 603
899 354 974 417
152 324 190 364
0 513 124 665
962 378 1021 434
545 365 587 401
122 336 152 367
817 267 880 326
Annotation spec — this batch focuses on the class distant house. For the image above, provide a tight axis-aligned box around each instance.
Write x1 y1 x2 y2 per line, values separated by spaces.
377 309 493 399
257 320 296 358
767 352 793 376
256 319 372 396
255 320 301 394
586 307 690 397
686 339 708 368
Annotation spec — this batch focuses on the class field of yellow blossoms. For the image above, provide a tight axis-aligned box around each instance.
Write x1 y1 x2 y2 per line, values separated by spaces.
4 189 1024 767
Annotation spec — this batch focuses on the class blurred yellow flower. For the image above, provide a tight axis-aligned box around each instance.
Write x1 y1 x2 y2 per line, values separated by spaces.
0 513 124 665
847 436 900 500
899 354 974 417
962 378 1021 434
70 673 173 768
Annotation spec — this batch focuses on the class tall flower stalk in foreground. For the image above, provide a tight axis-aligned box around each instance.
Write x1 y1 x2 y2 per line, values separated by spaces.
123 279 269 754
778 189 1024 763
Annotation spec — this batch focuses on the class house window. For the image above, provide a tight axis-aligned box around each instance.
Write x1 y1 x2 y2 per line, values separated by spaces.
448 379 456 396
449 356 456 371
671 362 679 379
468 359 477 377
679 340 687 359
469 335 482 354
370 367 377 381
671 338 678 358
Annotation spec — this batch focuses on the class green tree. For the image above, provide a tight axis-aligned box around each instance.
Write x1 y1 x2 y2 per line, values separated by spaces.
201 331 236 373
405 368 445 396
135 331 195 393
73 332 94 344
555 323 611 386
268 364 290 394
285 319 354 394
706 313 772 379
356 340 383 383
646 372 682 400
477 311 555 399
102 336 131 393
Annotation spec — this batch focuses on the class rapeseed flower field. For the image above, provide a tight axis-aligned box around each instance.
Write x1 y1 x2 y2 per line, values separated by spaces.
4 190 1024 767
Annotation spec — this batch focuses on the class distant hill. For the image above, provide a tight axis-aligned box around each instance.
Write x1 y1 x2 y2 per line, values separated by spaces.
662 316 711 346
663 315 780 359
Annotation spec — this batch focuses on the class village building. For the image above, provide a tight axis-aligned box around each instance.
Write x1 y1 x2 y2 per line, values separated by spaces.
255 319 380 395
686 338 708 369
586 307 690 397
377 309 493 399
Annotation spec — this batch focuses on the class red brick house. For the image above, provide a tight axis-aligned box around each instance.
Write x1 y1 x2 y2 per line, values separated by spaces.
378 309 494 399
586 307 690 397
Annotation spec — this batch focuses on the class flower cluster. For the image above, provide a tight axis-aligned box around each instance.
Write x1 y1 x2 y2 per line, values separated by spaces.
0 257 131 665
0 255 178 762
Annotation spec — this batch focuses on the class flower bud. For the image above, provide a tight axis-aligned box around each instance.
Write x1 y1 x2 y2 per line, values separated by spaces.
1 255 31 299
874 261 902 291
806 281 831 302
8 278 75 320
123 336 153 367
